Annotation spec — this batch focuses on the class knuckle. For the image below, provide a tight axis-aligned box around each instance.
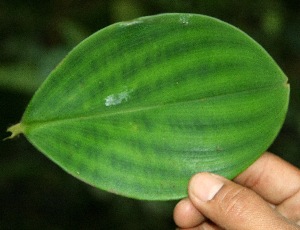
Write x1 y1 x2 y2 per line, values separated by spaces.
217 186 253 219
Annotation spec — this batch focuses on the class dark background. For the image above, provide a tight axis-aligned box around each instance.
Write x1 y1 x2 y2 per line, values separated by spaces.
1 1 299 229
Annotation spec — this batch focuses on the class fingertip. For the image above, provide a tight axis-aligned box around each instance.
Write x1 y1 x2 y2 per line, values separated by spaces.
174 198 205 228
188 172 224 202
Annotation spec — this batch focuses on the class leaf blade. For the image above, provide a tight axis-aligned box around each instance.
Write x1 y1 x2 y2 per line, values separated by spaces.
16 13 289 200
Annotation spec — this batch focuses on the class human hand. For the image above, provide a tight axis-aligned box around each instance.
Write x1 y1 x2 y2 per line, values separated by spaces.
174 152 300 229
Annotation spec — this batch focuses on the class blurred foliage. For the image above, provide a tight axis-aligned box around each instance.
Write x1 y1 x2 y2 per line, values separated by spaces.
1 0 299 229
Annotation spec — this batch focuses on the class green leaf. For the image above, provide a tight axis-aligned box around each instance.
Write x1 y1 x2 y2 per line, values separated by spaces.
7 13 289 200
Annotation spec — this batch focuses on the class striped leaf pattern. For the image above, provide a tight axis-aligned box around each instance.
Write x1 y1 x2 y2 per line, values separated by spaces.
8 13 289 200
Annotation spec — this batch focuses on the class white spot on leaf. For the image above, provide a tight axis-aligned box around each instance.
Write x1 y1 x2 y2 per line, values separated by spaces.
105 89 132 107
179 14 192 25
120 19 142 27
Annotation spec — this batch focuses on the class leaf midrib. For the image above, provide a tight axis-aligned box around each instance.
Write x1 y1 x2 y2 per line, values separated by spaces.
22 82 288 129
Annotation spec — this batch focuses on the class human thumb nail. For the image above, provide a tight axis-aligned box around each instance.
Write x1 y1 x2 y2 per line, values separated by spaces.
189 173 224 202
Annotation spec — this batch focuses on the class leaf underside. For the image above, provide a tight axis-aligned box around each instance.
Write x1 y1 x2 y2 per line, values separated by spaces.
13 13 289 200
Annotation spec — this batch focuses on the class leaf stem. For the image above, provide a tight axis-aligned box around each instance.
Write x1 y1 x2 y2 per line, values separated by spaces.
4 123 24 140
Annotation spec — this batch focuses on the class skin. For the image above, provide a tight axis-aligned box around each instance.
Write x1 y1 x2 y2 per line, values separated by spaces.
174 152 300 229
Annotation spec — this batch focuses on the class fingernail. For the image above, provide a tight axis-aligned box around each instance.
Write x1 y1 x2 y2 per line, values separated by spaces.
189 173 224 202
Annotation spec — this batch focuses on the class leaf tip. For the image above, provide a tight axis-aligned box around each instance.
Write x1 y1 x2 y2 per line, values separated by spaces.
3 123 24 141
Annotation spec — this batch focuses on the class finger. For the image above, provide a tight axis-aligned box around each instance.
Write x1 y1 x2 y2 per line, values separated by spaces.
177 221 223 230
276 189 300 223
198 221 224 230
188 173 299 230
174 198 205 228
234 152 300 205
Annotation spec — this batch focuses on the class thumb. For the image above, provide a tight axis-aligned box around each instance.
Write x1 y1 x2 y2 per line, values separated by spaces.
188 172 298 230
